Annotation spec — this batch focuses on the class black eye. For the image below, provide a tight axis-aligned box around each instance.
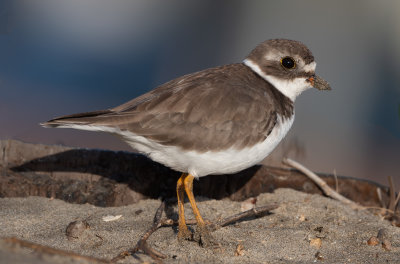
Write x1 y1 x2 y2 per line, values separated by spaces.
281 57 296 69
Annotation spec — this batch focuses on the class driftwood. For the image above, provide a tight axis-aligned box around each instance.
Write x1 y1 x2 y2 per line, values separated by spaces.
2 237 109 263
0 139 398 263
0 139 392 208
283 158 399 226
283 158 362 209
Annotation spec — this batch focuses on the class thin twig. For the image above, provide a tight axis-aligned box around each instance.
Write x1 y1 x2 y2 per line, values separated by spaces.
160 218 212 227
388 176 396 212
111 202 278 263
282 158 362 209
362 206 396 215
159 204 278 230
376 187 386 208
111 201 167 263
395 192 400 210
217 204 278 228
333 169 339 192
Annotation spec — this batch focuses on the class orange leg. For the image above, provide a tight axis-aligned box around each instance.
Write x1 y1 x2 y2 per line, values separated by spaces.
176 173 192 240
183 173 214 246
183 174 206 227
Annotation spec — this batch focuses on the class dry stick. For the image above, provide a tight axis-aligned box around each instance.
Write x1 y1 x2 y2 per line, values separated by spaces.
160 218 204 227
160 204 278 230
376 187 387 208
282 158 362 209
363 206 396 215
217 204 278 228
333 169 339 192
111 202 278 263
111 201 167 263
3 237 108 263
387 176 396 212
394 192 400 210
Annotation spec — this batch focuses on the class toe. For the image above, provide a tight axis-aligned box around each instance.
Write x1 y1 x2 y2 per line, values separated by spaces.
194 224 215 247
178 227 193 242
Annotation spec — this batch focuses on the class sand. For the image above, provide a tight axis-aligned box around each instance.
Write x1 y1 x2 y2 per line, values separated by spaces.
1 188 399 263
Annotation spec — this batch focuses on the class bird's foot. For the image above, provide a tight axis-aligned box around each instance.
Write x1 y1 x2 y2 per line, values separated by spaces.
194 224 215 247
177 226 193 242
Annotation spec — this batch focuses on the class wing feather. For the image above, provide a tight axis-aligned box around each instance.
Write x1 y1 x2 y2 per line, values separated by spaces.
43 64 290 151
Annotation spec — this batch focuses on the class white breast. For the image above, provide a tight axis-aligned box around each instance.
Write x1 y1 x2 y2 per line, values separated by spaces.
60 115 294 177
243 59 313 102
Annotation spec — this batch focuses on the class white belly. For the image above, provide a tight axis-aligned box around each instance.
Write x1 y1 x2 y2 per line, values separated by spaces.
62 115 294 177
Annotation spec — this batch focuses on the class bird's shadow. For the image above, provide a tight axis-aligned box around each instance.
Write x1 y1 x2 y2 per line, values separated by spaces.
10 148 260 204
7 144 391 209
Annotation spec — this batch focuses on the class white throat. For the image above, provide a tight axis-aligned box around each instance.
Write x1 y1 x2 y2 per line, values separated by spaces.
243 59 313 101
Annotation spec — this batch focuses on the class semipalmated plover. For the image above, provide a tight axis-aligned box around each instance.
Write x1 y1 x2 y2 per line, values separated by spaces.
42 39 331 246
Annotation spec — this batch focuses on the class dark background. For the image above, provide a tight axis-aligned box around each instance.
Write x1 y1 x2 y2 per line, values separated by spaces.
0 1 399 186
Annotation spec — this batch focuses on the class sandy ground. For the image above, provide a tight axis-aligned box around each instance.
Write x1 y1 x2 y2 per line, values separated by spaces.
1 188 399 264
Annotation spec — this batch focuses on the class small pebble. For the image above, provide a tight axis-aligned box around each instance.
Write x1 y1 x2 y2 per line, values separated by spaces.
240 197 257 212
382 240 392 251
367 236 379 246
310 238 322 249
298 214 306 222
234 244 245 256
314 251 324 261
377 228 388 241
65 220 90 240
135 209 143 215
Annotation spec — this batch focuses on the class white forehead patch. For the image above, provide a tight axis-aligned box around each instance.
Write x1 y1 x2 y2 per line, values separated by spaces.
303 61 316 73
243 59 313 101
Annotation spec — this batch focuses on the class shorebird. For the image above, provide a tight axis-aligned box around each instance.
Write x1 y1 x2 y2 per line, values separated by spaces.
42 39 331 246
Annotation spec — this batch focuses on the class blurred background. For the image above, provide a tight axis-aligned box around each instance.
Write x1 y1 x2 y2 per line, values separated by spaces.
0 0 399 186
